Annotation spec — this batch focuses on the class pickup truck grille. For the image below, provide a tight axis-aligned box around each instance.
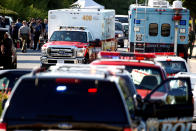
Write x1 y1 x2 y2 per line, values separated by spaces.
49 48 75 58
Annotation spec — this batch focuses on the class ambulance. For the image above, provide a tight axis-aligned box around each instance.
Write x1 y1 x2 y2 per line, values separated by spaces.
41 8 116 67
128 0 190 60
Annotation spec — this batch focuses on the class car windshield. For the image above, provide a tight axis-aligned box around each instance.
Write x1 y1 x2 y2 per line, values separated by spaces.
125 66 162 90
158 61 187 74
124 25 129 31
115 17 128 23
115 23 123 31
50 31 87 43
6 77 128 124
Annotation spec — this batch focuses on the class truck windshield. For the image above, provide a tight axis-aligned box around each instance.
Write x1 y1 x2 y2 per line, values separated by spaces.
115 23 123 31
50 31 87 43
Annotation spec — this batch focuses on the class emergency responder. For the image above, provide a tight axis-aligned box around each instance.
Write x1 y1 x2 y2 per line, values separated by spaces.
188 24 195 59
18 20 31 53
0 32 13 69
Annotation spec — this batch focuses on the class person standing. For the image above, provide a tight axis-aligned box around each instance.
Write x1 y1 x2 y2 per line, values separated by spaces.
18 20 31 53
187 24 195 59
0 32 13 69
29 18 36 49
43 18 48 41
33 19 42 50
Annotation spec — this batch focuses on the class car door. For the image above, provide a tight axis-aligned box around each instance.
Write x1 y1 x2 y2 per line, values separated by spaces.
143 77 193 131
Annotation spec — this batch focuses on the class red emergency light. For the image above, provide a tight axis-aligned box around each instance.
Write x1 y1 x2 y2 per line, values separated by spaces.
98 51 156 60
151 52 175 56
173 15 182 21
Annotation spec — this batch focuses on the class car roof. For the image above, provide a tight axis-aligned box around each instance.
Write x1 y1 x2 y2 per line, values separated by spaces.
115 15 128 18
91 59 163 69
154 55 186 62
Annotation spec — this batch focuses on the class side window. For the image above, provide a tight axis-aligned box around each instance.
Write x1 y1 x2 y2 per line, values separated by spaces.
150 79 189 105
149 23 158 36
88 32 93 42
0 77 9 91
119 78 134 112
161 24 170 37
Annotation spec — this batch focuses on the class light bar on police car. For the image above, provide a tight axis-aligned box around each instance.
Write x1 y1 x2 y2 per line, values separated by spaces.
98 51 156 60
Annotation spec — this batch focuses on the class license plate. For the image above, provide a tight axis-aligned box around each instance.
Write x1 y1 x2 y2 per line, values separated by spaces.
57 59 64 63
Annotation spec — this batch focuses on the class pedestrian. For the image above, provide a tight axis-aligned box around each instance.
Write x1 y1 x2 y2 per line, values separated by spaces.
0 32 13 69
29 18 36 49
33 19 42 50
43 18 48 41
187 24 195 59
18 20 31 53
1 16 6 28
15 18 23 48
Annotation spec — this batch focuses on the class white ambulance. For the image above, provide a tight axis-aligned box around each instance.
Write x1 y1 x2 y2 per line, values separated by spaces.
41 8 116 67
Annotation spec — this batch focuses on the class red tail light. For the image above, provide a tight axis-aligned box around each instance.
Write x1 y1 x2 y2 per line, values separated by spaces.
179 53 184 57
88 88 97 93
0 123 7 131
124 128 132 131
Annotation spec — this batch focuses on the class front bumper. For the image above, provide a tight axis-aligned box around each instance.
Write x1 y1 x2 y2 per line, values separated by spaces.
40 57 85 65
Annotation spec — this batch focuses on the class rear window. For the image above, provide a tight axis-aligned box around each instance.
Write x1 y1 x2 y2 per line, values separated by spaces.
115 17 128 23
158 61 187 74
5 78 128 124
125 66 162 90
161 24 170 37
149 23 158 36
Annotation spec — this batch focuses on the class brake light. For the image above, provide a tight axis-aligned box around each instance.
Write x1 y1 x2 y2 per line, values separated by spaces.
124 128 132 131
88 88 97 93
179 53 184 57
0 123 7 131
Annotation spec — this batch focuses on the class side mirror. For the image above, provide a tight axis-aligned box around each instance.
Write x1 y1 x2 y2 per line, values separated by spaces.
133 94 143 107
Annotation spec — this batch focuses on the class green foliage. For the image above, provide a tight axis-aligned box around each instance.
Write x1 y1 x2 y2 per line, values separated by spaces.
0 92 8 116
0 5 18 16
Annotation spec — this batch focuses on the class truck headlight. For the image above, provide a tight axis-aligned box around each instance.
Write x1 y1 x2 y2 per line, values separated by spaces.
118 33 123 38
41 47 47 56
77 48 85 57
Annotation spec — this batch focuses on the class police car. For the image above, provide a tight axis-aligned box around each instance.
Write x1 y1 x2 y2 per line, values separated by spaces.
92 51 168 98
175 72 196 121
0 64 138 131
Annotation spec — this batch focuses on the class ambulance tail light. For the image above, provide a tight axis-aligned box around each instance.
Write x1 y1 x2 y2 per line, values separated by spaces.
179 52 184 57
154 52 175 56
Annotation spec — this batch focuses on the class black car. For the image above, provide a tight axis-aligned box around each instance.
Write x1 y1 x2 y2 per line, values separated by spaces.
0 30 17 69
0 65 137 131
115 21 125 48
